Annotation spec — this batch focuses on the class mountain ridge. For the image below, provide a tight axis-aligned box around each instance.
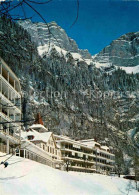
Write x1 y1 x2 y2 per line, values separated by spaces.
18 20 92 60
18 20 139 74
94 31 139 71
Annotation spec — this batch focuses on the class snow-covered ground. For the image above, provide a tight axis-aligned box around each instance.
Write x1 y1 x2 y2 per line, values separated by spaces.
117 65 139 74
37 44 92 65
0 152 138 195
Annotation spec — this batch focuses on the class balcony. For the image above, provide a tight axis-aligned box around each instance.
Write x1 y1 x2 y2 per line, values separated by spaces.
0 130 20 144
0 74 21 97
0 111 21 128
96 162 114 168
95 154 115 162
0 92 21 114
71 165 96 172
61 146 96 158
61 155 95 164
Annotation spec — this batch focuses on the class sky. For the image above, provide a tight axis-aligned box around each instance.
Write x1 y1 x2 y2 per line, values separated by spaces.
9 0 139 55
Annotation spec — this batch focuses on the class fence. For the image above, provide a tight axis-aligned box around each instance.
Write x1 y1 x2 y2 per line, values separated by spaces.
0 138 63 170
18 148 57 168
17 140 63 169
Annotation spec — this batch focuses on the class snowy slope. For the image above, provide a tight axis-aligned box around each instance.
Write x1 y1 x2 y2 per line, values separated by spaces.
18 20 92 60
38 44 92 65
117 65 139 74
0 153 138 195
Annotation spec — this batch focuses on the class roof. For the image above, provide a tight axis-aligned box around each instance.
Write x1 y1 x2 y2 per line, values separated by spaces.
41 132 52 142
29 124 48 132
54 134 92 150
21 130 52 143
79 140 101 148
101 146 110 151
80 139 95 142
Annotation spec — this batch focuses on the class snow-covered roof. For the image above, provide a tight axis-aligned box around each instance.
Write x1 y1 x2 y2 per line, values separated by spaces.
41 132 52 143
29 124 48 132
101 146 110 151
54 135 92 150
79 140 101 148
21 130 52 143
80 139 95 142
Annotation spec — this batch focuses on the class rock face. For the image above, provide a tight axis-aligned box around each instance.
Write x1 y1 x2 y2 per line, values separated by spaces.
18 20 139 74
94 32 139 67
18 20 92 59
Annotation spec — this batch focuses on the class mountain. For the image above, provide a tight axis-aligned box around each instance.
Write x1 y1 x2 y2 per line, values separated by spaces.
18 20 139 74
0 17 139 174
93 32 139 74
18 20 92 61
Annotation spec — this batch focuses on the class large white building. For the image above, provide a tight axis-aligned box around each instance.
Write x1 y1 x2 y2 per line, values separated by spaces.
54 135 115 173
0 57 22 154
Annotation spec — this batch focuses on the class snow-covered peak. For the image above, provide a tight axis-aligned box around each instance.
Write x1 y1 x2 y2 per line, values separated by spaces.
18 20 139 74
18 20 92 60
93 31 139 74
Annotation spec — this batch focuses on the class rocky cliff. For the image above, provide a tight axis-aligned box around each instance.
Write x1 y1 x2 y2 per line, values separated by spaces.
18 20 92 60
93 32 139 73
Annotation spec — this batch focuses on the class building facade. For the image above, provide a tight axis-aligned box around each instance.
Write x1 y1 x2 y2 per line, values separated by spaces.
21 124 61 161
54 135 96 173
0 57 22 154
54 135 115 173
80 139 115 174
20 122 63 169
20 119 115 174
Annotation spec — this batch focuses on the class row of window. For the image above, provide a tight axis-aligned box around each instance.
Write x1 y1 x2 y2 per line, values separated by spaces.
71 162 93 169
95 152 114 160
63 144 92 154
47 146 57 155
62 144 114 160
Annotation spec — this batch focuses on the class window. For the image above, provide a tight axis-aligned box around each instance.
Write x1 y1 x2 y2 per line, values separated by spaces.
27 135 34 140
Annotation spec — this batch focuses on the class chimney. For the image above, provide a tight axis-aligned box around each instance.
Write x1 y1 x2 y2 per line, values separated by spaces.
35 113 44 125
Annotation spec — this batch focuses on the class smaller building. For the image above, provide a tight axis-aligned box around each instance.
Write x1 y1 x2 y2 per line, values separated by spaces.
21 127 61 161
80 139 115 174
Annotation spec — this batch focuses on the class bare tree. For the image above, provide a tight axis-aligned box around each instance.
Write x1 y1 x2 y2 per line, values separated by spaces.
0 0 79 25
